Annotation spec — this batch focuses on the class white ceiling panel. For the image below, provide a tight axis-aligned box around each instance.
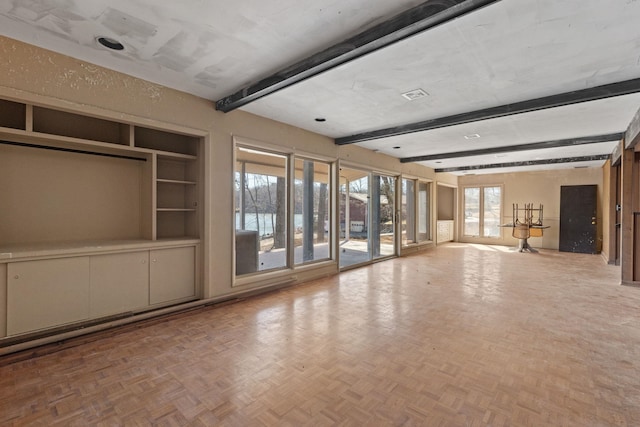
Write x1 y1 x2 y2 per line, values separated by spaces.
421 141 618 171
355 94 638 159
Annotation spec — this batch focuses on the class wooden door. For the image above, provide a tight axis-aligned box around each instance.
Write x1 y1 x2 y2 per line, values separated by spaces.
559 185 598 254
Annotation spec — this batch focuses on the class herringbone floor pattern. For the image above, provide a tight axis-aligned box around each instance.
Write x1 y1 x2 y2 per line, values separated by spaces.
1 243 640 426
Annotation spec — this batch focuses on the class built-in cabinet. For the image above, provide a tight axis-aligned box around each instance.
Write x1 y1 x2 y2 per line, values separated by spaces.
5 245 195 336
437 220 455 243
0 97 203 340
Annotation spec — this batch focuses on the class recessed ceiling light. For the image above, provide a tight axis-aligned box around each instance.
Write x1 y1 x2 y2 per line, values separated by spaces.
464 134 481 139
401 88 428 101
315 117 326 122
97 36 124 51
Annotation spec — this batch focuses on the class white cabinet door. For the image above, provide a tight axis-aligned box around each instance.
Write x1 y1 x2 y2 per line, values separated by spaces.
7 257 90 335
149 246 195 305
90 251 149 318
437 220 454 243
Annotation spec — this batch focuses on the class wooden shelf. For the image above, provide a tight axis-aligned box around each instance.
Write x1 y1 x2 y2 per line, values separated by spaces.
157 179 197 185
33 106 130 146
0 99 26 130
0 97 202 245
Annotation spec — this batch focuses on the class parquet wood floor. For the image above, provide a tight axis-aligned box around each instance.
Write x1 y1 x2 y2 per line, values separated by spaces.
2 243 640 426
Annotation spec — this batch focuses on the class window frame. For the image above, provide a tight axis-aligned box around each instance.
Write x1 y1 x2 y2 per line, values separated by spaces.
462 184 503 239
232 137 337 284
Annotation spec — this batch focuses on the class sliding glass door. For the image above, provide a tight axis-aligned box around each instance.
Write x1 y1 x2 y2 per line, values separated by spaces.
339 168 369 268
402 178 432 246
339 167 396 269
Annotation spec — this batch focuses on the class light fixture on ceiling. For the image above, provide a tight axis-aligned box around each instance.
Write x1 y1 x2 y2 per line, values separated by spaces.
315 117 326 122
96 36 125 51
401 88 428 101
463 134 481 140
393 146 401 149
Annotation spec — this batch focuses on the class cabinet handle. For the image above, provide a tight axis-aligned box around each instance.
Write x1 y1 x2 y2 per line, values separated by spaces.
152 259 157 262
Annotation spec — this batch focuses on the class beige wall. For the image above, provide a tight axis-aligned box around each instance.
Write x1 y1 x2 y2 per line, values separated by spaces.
437 185 455 220
0 36 451 300
458 168 604 250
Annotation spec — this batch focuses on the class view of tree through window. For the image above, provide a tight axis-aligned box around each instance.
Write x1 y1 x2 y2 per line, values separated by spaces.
402 179 416 245
418 181 430 242
463 186 501 238
294 158 331 264
483 186 501 237
235 147 287 275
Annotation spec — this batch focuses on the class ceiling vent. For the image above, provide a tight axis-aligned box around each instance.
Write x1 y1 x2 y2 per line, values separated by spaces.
401 88 428 101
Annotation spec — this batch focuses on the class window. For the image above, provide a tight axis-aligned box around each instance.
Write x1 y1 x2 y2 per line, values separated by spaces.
483 186 501 237
463 185 502 238
401 178 431 246
402 179 416 245
294 158 331 265
235 144 334 277
418 181 430 242
235 146 288 275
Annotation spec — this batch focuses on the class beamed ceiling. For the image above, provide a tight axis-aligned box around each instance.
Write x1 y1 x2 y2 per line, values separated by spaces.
1 0 639 175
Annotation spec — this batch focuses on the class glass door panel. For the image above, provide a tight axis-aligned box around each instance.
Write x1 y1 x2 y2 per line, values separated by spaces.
483 186 501 237
373 174 395 258
417 181 430 242
464 187 480 236
293 158 331 264
402 179 416 245
339 168 369 268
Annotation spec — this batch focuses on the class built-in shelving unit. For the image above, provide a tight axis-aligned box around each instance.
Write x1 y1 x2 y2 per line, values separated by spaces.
0 97 204 342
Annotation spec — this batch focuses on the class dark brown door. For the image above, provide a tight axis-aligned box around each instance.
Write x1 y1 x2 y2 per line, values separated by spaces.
559 185 598 253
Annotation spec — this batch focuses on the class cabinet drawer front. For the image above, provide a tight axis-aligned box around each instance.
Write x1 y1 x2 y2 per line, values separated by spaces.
7 257 90 335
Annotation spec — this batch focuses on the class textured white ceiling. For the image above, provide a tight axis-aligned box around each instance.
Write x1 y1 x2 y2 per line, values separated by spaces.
0 0 425 98
0 0 637 174
356 94 640 158
242 0 640 137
